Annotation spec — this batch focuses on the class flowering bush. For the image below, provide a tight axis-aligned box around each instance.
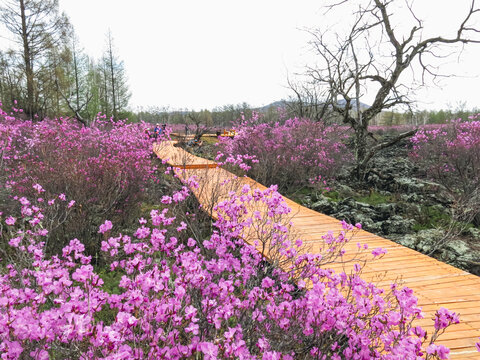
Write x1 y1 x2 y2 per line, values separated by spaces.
216 113 351 191
0 103 158 257
0 182 462 359
410 118 480 225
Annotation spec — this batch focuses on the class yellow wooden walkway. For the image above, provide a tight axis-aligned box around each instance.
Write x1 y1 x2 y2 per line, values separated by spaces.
153 141 480 359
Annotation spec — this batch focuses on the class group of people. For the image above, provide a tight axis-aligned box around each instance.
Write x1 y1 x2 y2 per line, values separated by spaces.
154 123 166 138
143 123 167 140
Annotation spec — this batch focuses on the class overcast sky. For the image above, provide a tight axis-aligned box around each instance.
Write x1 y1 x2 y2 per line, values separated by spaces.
51 0 480 111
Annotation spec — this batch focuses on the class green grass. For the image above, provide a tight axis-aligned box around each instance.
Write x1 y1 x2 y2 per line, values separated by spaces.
285 186 315 203
412 205 451 231
140 202 167 215
324 190 340 202
200 135 219 145
93 267 124 324
323 190 393 205
353 192 394 205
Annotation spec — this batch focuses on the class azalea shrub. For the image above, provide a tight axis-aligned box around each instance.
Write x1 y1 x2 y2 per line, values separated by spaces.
0 181 463 360
410 118 480 225
0 103 159 257
216 113 351 191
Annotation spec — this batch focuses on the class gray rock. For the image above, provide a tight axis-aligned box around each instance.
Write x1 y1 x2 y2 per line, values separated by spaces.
400 193 421 203
445 239 471 257
335 211 356 225
337 197 358 210
394 229 444 253
394 177 425 193
382 215 415 235
311 196 336 214
336 184 357 198
396 234 418 249
373 203 396 220
356 201 372 209
301 196 312 207
415 229 444 253
466 227 480 240
399 202 422 217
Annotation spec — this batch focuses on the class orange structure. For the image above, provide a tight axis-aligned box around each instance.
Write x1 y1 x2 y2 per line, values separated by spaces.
219 129 236 137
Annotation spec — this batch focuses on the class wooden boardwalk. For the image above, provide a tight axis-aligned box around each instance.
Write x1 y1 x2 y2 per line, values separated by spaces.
154 141 480 359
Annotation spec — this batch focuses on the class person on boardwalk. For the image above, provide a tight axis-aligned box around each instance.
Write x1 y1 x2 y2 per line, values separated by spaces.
144 128 151 139
153 123 160 139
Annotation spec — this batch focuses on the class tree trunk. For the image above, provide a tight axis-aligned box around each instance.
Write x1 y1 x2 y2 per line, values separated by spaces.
73 41 80 111
354 124 368 179
108 36 117 120
102 63 109 118
20 0 35 117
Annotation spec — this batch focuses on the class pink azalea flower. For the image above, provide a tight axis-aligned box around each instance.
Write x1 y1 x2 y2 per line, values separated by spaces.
98 220 113 234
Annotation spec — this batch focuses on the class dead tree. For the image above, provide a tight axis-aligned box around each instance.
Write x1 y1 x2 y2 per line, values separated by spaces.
187 110 212 140
302 0 480 179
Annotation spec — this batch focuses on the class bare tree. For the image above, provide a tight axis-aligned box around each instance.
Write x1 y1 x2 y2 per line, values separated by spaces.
103 30 130 121
286 76 335 123
301 0 480 179
56 33 93 126
0 49 23 106
186 110 213 140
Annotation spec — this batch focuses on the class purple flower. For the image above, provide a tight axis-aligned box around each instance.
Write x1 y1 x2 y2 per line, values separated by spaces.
5 216 16 226
9 236 22 247
261 277 275 289
19 197 30 206
33 183 45 193
99 220 113 234
372 247 387 257
72 264 94 282
426 344 450 359
434 307 460 330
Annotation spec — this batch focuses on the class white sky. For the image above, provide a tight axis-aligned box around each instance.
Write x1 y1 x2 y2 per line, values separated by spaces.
57 0 321 111
4 0 480 111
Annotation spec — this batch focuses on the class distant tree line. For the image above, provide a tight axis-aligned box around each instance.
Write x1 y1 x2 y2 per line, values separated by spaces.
0 0 130 124
134 99 480 129
367 105 480 126
135 103 254 128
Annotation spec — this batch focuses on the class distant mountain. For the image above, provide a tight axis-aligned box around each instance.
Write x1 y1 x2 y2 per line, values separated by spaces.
259 99 371 112
337 99 371 111
257 101 287 112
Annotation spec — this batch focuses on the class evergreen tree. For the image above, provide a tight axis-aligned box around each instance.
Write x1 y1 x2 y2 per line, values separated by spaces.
0 0 69 117
103 30 130 120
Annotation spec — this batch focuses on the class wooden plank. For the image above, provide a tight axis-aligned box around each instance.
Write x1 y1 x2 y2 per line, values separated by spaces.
173 163 219 169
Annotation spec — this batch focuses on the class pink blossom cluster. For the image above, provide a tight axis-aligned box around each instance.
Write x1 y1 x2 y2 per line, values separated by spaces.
0 182 465 359
216 113 351 191
0 116 156 196
410 119 480 199
0 104 159 254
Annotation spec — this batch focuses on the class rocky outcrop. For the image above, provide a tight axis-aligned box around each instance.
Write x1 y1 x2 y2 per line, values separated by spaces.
300 137 480 276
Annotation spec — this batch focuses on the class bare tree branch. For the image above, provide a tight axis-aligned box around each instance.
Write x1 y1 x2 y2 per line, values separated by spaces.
288 0 480 179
